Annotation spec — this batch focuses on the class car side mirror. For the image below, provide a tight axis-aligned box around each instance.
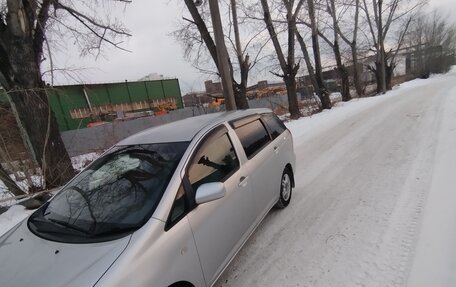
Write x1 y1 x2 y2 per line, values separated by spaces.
195 182 226 205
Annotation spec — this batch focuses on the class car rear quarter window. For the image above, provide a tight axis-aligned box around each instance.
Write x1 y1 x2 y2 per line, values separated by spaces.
166 183 188 230
262 113 287 139
233 119 271 159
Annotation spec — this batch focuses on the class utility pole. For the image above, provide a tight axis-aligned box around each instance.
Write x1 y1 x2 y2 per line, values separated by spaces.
206 0 236 111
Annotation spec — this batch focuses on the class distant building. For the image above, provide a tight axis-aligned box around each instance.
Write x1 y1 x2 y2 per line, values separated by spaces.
204 80 223 95
139 73 165 81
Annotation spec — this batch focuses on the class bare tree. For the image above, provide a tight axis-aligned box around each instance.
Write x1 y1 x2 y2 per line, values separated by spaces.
177 0 274 109
339 0 364 97
259 0 304 118
295 31 320 100
305 0 332 109
405 10 456 77
296 3 352 103
0 0 130 189
228 0 251 107
315 0 352 102
361 0 424 93
208 0 236 110
321 0 365 99
178 0 264 109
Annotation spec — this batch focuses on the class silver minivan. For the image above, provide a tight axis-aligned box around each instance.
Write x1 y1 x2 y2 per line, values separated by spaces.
0 108 295 287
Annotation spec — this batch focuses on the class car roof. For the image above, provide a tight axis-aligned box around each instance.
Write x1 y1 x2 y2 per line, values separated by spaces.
116 108 272 145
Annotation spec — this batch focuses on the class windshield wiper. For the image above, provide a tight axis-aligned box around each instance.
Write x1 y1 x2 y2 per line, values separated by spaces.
94 225 138 237
46 218 91 235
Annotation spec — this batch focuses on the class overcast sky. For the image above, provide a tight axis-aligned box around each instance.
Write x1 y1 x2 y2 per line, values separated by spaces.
50 0 456 93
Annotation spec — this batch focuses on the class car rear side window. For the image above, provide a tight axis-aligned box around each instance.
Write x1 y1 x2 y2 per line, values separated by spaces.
233 119 271 159
262 113 287 139
187 126 240 191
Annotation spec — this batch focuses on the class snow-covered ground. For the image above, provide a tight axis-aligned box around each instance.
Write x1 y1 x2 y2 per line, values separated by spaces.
0 152 101 235
215 71 456 287
0 152 100 205
0 70 455 286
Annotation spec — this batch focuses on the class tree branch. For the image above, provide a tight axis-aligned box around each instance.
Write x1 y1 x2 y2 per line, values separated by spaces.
362 0 378 48
54 2 131 37
183 0 219 71
390 16 412 64
55 4 132 53
270 70 285 78
296 20 334 48
260 0 288 72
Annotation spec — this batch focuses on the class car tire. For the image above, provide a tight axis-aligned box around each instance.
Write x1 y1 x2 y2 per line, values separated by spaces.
276 167 292 209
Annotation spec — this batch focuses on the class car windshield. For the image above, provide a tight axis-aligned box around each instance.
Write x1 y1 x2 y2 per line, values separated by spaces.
28 142 189 243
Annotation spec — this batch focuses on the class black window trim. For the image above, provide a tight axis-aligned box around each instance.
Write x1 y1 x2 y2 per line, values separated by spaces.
229 114 260 129
260 112 287 140
164 179 194 231
231 117 272 160
165 124 240 231
185 124 240 184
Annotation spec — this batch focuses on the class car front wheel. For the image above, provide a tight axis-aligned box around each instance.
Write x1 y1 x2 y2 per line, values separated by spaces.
276 168 292 209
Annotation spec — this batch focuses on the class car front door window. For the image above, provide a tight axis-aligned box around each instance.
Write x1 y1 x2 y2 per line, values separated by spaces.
187 126 239 191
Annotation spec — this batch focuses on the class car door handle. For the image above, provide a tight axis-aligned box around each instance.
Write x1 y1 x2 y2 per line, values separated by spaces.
239 176 249 187
274 146 279 153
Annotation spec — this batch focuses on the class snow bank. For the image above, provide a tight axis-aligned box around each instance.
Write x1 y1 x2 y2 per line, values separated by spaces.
0 152 100 203
407 81 456 286
286 75 442 144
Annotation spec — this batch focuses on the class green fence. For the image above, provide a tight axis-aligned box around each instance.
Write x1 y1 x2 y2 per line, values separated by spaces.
47 79 183 131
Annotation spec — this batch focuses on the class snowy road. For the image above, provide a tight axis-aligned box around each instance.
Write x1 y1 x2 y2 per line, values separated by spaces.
216 71 456 287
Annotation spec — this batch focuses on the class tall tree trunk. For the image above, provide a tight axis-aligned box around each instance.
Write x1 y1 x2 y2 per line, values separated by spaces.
260 0 302 119
230 0 249 110
285 8 301 119
0 1 74 188
386 62 394 90
7 89 74 188
328 0 351 102
233 85 249 109
233 55 249 109
284 74 300 119
296 31 320 99
328 0 363 97
351 0 364 97
374 61 383 93
375 53 394 93
351 42 364 96
376 0 387 94
307 0 331 109
334 42 351 102
185 0 248 109
208 0 236 110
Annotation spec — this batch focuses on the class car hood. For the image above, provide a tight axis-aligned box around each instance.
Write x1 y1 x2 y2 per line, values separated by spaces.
0 219 131 287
